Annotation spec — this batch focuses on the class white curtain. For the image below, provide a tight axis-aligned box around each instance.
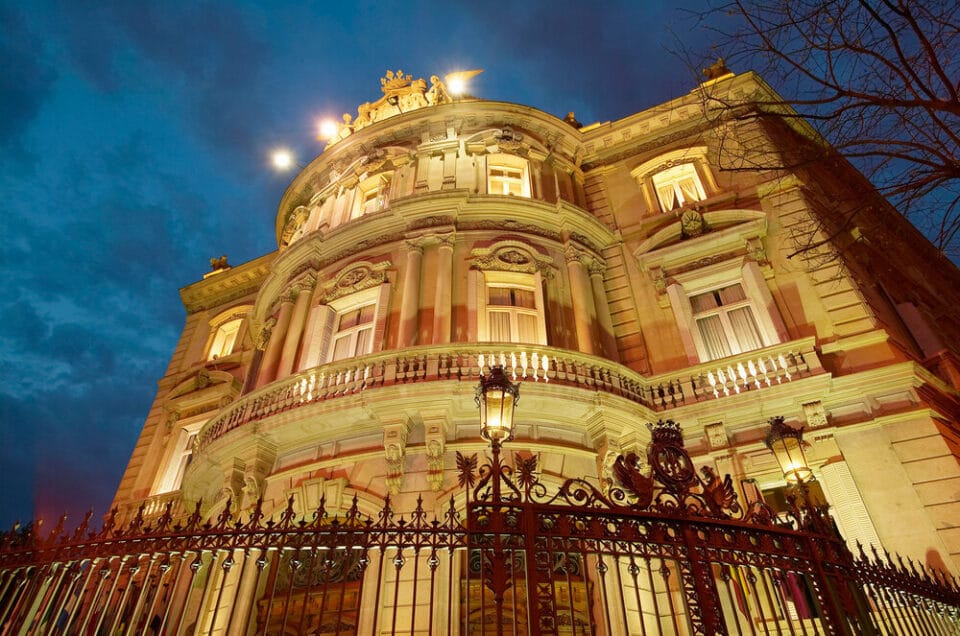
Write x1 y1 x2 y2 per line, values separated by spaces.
728 307 763 352
488 311 511 341
517 314 539 343
678 176 701 203
697 315 731 360
657 183 677 211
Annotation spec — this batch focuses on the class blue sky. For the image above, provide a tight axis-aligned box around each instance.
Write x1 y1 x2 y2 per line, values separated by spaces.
0 0 725 529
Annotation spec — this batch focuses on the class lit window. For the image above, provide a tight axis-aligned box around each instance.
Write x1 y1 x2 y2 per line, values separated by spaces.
690 283 764 361
353 174 391 219
207 317 242 360
155 427 199 494
652 163 706 212
330 302 376 361
486 154 530 197
479 272 546 345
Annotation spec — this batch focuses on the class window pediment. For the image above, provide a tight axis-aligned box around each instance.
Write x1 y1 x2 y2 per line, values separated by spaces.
469 241 553 275
319 261 392 303
165 369 241 427
635 209 767 272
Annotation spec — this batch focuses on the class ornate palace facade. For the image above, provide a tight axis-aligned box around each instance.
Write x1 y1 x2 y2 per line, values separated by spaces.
90 68 960 633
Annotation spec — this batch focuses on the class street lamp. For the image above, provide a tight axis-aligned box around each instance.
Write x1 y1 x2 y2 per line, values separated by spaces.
475 366 519 446
764 416 813 485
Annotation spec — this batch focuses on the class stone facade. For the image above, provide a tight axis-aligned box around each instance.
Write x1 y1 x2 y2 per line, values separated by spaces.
114 67 960 593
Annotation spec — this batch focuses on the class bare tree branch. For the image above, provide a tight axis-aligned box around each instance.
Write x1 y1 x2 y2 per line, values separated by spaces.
686 0 960 257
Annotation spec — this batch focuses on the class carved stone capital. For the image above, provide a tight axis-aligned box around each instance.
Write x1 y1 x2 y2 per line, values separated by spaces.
564 245 587 265
587 260 607 277
254 317 277 350
434 233 456 249
404 238 425 254
290 274 317 295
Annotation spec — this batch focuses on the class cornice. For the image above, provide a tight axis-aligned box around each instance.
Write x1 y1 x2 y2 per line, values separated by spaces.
179 253 275 313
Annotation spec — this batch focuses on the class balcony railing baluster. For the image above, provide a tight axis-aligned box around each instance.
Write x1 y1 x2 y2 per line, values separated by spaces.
196 339 822 453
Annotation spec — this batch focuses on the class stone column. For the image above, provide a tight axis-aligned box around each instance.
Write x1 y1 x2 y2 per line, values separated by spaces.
565 246 596 355
588 261 618 361
276 278 315 379
256 292 295 387
398 239 423 348
432 234 455 344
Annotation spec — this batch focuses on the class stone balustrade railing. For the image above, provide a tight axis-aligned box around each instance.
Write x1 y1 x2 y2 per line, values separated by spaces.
118 490 185 525
196 338 822 454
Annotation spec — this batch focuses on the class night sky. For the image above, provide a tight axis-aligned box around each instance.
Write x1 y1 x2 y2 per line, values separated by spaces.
0 1 723 529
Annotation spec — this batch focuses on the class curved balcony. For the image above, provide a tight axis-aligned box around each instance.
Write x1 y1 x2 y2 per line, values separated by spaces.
196 337 823 454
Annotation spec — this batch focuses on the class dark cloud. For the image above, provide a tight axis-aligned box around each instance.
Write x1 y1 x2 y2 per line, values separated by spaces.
0 0 725 529
58 1 272 173
0 5 58 160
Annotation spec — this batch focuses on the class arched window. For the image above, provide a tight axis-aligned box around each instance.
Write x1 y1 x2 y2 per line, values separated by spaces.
631 147 716 214
651 163 707 212
205 307 251 361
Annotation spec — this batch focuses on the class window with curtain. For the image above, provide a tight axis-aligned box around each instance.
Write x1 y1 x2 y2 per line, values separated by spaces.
690 283 764 361
330 302 376 361
486 285 542 343
652 163 706 212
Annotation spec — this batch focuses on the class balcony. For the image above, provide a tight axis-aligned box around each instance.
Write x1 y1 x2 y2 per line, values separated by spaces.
196 338 823 454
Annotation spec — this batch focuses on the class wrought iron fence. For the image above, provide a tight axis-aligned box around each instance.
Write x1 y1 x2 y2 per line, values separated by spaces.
2 421 958 635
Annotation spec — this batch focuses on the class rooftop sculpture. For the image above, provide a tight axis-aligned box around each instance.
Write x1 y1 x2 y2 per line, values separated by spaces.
326 69 483 144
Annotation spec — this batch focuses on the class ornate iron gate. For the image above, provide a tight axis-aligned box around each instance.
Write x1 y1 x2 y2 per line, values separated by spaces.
2 421 959 634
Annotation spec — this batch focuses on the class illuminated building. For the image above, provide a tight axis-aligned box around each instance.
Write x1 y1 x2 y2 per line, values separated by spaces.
10 67 960 634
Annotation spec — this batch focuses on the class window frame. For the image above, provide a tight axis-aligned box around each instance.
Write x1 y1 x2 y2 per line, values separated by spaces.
325 286 383 363
352 172 392 220
631 147 716 215
477 270 547 345
651 162 707 212
486 153 531 198
204 307 251 362
153 417 206 495
666 259 783 364
689 282 765 361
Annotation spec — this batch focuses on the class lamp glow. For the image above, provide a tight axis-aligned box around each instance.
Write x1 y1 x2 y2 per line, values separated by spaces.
318 119 339 140
271 149 294 171
476 366 519 444
764 416 813 484
447 76 467 96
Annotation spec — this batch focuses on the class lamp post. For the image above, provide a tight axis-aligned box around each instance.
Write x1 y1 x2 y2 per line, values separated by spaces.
475 365 519 503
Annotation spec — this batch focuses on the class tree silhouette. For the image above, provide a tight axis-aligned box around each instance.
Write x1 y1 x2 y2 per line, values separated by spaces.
690 0 960 258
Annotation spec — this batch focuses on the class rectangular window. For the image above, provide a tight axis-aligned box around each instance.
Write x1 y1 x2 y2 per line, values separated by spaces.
486 154 530 197
352 174 391 219
330 302 376 361
156 428 199 494
652 163 706 212
690 283 764 361
488 166 525 196
480 273 546 345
